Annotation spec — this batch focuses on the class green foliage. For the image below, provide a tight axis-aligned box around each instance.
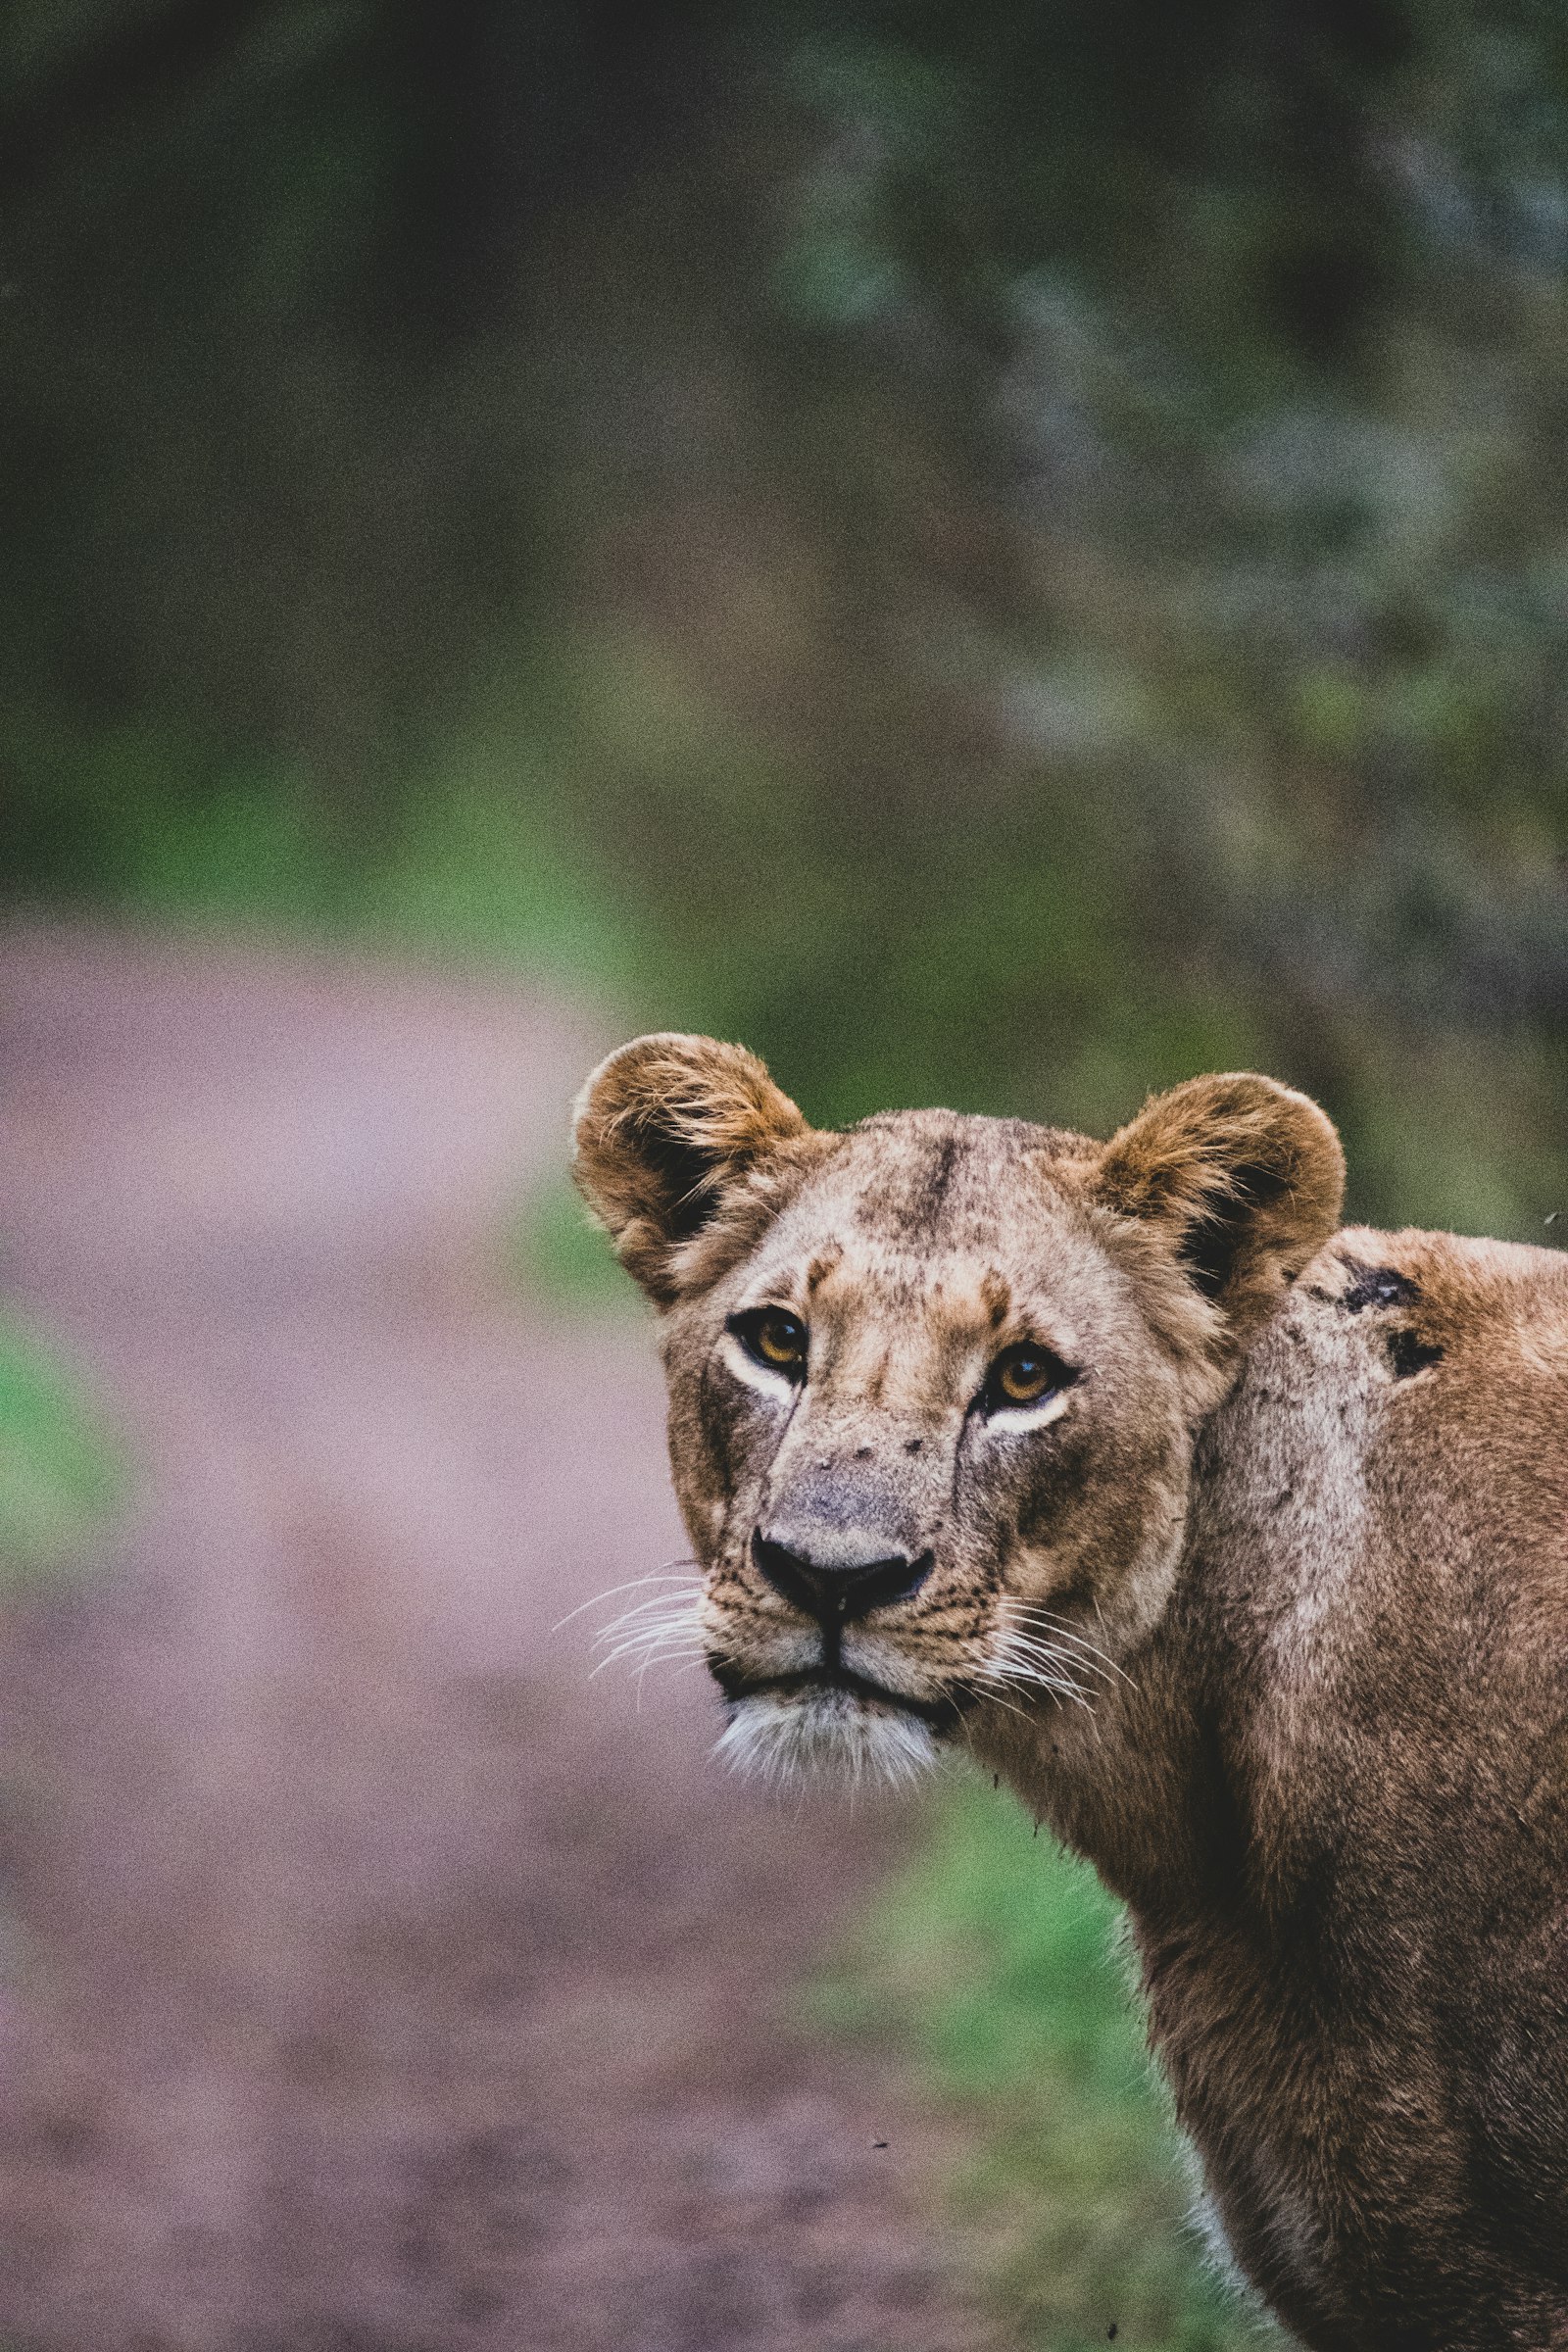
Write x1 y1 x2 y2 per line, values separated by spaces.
513 1176 639 1316
0 1311 122 1591
4 700 635 999
816 1778 1258 2350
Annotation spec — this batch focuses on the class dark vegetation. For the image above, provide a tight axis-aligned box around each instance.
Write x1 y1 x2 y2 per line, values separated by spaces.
2 5 1564 2339
3 0 1565 1234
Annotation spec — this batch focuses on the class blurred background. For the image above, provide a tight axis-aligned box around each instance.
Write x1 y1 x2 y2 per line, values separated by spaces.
1 3 1565 2347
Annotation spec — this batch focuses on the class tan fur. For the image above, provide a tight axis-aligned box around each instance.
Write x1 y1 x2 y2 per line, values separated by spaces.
573 1037 1568 2349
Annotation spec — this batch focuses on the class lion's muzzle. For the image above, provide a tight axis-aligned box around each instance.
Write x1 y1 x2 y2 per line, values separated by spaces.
749 1525 935 1628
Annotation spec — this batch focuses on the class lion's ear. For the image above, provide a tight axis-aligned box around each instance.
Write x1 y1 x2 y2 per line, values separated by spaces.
570 1033 813 1304
1096 1073 1345 1342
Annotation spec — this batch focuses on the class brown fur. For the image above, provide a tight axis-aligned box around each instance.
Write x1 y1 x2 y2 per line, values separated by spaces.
573 1035 1568 2349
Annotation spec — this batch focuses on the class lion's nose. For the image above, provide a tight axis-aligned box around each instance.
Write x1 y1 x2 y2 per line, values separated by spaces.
752 1527 934 1625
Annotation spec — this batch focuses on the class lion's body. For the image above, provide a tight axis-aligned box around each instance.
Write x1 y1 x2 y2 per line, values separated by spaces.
998 1227 1568 2348
571 1036 1568 2350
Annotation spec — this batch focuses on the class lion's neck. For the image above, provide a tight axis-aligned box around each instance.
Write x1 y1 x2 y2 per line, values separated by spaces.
978 1581 1230 1919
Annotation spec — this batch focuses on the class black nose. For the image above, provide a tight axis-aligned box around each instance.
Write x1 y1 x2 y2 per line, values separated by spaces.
752 1529 934 1626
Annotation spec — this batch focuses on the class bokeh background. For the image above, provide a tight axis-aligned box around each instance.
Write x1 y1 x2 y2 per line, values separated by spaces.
2 4 1565 2348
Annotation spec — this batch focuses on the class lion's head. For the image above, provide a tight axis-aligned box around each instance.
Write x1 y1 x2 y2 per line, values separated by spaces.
571 1035 1343 1788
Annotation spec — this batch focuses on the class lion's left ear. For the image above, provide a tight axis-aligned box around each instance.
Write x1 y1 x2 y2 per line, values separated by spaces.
1096 1073 1345 1342
570 1032 815 1304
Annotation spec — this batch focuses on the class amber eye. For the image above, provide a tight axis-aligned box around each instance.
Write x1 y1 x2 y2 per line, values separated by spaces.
985 1344 1075 1412
733 1308 808 1376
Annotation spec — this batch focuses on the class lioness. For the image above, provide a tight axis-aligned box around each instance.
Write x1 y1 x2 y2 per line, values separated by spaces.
571 1033 1568 2349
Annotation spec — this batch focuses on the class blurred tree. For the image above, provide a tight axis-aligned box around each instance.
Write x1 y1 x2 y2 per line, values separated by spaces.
0 0 1563 1238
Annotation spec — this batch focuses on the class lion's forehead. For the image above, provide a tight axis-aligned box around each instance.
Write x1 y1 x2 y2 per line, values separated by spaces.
832 1109 1090 1237
740 1110 1106 1314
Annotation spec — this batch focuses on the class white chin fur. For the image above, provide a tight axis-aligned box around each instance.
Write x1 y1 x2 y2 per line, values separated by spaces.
713 1689 939 1790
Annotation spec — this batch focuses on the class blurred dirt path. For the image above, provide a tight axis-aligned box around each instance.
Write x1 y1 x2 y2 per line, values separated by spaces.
0 924 990 2352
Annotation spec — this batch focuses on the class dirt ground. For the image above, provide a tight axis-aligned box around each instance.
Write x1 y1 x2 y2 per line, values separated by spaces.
0 925 995 2352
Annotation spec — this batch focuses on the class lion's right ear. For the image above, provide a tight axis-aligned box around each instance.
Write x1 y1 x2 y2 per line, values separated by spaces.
1095 1071 1345 1348
570 1033 814 1304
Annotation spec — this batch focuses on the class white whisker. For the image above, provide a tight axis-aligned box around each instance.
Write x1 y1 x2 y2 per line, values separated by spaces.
989 1660 1082 1699
552 1565 704 1635
589 1625 706 1674
990 1634 1097 1691
1008 1604 1134 1686
1004 1608 1114 1659
591 1648 707 1685
601 1640 700 1670
580 1586 706 1680
983 1630 1094 1712
960 1678 1035 1725
593 1595 705 1643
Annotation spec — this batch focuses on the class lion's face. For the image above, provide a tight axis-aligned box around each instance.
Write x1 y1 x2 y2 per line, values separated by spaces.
657 1113 1200 1786
572 1037 1343 1788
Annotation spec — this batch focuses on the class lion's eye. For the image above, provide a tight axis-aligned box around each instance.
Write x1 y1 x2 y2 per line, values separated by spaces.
985 1344 1076 1412
733 1308 808 1376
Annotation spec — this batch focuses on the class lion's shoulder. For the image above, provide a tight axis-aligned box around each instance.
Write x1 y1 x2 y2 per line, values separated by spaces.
1299 1221 1568 1377
1217 1219 1567 1464
1194 1223 1568 1667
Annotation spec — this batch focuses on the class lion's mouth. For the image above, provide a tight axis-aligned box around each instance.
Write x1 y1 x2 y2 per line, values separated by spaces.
708 1657 970 1735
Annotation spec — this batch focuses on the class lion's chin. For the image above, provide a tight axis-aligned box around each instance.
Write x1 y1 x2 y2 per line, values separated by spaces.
712 1686 941 1789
